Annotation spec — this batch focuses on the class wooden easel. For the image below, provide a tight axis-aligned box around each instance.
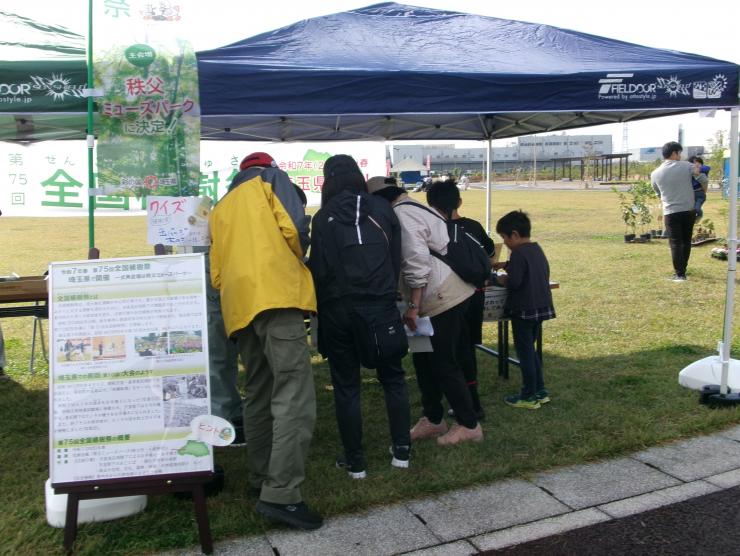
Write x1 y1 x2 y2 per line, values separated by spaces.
54 472 214 555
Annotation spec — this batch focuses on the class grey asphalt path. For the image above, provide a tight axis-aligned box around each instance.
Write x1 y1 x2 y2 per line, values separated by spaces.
161 425 740 556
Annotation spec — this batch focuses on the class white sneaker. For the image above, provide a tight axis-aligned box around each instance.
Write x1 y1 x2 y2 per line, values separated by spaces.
335 458 367 479
389 446 410 469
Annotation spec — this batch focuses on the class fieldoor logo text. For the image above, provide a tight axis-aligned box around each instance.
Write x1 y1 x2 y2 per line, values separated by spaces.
598 73 728 101
0 73 85 105
598 73 657 101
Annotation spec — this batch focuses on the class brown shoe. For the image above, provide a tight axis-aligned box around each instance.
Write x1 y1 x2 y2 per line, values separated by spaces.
436 423 484 446
410 417 448 441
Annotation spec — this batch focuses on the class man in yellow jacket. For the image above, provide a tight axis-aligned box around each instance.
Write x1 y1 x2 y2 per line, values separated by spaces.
209 151 321 530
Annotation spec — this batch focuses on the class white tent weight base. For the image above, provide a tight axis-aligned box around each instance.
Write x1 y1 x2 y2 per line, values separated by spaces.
679 355 740 390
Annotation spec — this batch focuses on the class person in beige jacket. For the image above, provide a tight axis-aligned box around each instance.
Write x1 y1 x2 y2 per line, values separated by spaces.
368 177 484 446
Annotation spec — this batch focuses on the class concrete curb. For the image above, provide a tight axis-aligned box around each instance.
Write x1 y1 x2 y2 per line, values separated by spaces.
161 426 740 555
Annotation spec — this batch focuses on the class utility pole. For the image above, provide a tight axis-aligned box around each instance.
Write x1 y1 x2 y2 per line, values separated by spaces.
622 122 629 153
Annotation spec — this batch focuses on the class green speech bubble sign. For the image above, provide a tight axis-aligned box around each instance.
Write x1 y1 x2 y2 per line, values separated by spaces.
124 44 156 68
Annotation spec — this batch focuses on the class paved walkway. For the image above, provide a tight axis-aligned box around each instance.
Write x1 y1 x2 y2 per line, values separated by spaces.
166 426 740 555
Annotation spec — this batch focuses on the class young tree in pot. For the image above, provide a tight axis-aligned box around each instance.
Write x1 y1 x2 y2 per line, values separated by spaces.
632 181 655 241
613 186 637 242
649 201 664 237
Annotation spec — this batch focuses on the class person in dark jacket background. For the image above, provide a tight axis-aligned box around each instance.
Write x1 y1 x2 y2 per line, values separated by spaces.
308 155 411 478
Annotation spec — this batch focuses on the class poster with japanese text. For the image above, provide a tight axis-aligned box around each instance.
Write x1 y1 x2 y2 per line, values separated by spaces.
94 0 200 198
0 140 386 215
147 195 210 246
49 253 213 485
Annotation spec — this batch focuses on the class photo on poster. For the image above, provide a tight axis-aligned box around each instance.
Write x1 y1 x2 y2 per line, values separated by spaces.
92 335 126 361
134 331 168 357
56 337 93 363
163 374 209 428
168 330 203 354
163 374 208 401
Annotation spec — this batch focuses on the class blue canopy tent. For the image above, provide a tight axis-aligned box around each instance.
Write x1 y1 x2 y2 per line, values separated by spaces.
196 2 738 143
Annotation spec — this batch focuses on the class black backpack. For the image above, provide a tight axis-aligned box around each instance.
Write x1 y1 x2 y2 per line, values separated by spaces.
396 201 492 288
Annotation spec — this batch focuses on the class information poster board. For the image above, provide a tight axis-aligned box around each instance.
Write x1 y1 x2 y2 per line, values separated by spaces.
49 253 212 485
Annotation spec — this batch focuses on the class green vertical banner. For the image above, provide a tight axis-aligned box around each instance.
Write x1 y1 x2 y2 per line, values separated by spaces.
94 0 200 197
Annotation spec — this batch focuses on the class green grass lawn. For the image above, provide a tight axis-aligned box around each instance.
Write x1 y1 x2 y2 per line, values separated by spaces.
1 188 739 555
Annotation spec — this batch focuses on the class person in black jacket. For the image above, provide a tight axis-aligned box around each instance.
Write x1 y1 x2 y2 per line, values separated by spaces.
308 155 411 478
427 180 496 421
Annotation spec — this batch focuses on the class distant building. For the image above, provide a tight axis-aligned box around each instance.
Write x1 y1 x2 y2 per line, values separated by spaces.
628 145 705 163
392 133 613 174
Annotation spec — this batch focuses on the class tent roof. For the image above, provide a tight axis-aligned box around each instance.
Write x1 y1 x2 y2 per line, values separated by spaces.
0 9 84 59
1 2 738 142
0 10 87 140
196 2 739 142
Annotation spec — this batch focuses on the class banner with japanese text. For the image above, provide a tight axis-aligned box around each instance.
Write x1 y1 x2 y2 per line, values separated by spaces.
94 0 200 197
49 253 213 484
0 141 385 216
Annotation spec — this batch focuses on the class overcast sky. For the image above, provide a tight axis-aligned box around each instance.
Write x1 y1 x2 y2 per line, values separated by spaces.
8 0 740 150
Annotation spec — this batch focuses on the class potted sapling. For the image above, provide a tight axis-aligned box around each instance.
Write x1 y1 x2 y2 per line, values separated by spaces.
613 186 637 242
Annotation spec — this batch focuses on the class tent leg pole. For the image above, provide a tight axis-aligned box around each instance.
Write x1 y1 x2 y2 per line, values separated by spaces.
87 0 96 249
720 107 739 395
486 138 492 234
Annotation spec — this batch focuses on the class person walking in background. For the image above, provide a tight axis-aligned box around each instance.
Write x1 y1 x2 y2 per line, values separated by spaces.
688 155 710 219
209 151 322 531
493 210 555 410
426 180 495 421
651 142 707 281
309 156 411 479
368 176 484 446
